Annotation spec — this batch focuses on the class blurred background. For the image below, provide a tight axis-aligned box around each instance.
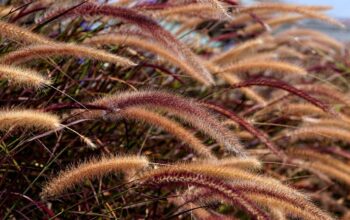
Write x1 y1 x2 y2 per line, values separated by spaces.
285 0 348 18
251 0 350 40
286 0 349 40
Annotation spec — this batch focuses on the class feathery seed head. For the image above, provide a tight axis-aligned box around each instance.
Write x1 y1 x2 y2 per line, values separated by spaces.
1 43 136 67
0 20 52 44
0 109 60 131
73 90 247 157
0 64 50 88
41 155 149 198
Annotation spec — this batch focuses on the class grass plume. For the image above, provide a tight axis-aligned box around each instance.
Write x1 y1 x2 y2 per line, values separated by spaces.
240 15 305 36
278 28 344 53
285 125 350 145
0 64 50 88
0 109 60 131
202 102 286 158
0 20 52 44
85 33 213 85
236 3 344 28
200 157 262 171
41 155 149 198
74 90 246 157
0 43 135 66
287 148 350 176
206 62 267 105
144 3 219 18
232 78 333 114
218 60 307 76
140 168 271 220
211 38 265 64
120 107 215 159
142 163 332 220
38 2 214 85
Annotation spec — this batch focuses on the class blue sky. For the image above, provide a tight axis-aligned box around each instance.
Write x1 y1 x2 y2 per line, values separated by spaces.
285 0 348 18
